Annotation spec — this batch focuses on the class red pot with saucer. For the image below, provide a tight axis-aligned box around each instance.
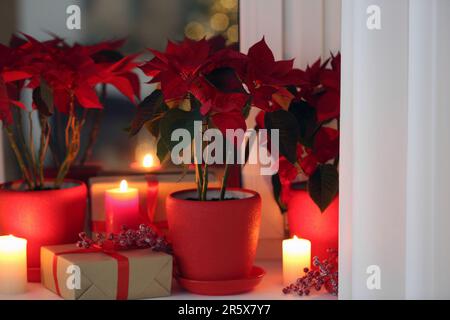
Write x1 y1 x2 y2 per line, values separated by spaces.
166 188 264 295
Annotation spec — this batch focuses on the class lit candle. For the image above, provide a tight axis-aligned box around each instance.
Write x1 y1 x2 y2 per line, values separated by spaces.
282 236 311 285
130 153 160 172
142 154 154 168
0 235 27 294
105 180 140 234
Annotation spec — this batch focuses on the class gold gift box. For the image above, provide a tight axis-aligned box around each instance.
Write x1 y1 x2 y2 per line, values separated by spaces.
41 244 173 300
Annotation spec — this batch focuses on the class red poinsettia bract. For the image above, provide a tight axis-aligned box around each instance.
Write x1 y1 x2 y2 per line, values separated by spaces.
242 38 305 111
0 43 31 124
298 53 341 122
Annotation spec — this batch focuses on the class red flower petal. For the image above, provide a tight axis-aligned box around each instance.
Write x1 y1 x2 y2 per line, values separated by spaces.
316 90 340 122
300 153 319 176
211 111 247 136
75 84 102 109
248 37 275 67
314 127 339 163
1 71 32 83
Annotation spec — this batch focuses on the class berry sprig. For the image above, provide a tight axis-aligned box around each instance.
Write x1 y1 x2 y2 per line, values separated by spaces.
77 224 172 254
283 249 338 297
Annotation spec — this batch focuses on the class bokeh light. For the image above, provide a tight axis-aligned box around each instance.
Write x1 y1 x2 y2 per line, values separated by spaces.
220 0 238 10
210 13 229 32
185 21 206 40
227 24 239 43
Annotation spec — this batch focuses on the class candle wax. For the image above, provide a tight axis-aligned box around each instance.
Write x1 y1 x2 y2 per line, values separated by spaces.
105 182 141 234
0 235 28 294
282 237 311 286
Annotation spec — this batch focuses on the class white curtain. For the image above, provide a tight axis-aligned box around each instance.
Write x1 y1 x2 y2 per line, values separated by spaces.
340 0 450 299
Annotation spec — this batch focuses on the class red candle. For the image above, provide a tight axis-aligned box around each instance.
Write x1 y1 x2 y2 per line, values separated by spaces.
105 180 140 234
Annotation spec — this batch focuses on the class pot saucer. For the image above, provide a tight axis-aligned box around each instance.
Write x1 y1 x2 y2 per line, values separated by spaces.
176 266 266 296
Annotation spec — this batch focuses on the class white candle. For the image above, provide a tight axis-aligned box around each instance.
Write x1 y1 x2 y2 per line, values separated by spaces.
282 236 311 285
0 235 28 294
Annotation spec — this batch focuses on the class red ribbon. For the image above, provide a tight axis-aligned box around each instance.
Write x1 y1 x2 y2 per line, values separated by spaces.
52 246 130 300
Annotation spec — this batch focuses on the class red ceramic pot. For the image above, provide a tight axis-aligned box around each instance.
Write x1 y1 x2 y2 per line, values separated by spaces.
166 188 261 281
287 186 339 262
0 180 87 282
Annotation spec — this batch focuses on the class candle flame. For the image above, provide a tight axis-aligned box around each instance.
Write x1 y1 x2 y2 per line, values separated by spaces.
119 180 128 192
293 235 299 240
142 154 154 168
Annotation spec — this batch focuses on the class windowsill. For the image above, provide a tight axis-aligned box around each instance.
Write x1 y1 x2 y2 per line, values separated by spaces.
0 260 336 301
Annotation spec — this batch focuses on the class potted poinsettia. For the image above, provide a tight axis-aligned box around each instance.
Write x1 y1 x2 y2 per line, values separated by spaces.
0 34 138 282
35 37 141 182
262 54 341 261
130 37 303 284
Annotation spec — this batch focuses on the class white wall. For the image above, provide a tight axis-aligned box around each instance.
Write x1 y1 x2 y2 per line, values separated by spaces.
18 0 84 42
284 0 341 68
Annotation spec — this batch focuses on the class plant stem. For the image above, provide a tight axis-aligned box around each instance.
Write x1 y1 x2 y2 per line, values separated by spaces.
15 109 34 175
200 122 210 201
4 126 33 189
38 117 51 188
28 111 38 186
193 132 203 200
55 92 81 188
80 84 106 166
195 163 203 200
80 109 102 166
201 162 209 201
219 163 230 201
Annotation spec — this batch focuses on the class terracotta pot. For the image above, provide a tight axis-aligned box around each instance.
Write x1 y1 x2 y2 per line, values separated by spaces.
0 180 87 282
287 186 339 262
166 188 261 281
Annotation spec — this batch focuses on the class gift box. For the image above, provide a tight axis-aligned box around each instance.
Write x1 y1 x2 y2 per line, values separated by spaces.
41 244 173 300
89 173 219 235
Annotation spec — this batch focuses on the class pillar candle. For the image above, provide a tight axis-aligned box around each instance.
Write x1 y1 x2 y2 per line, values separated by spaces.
282 236 311 285
105 180 140 234
0 235 27 294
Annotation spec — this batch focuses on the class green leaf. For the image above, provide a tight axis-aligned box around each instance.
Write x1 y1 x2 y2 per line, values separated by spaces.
95 50 124 62
271 174 287 213
156 138 170 163
129 89 165 137
308 164 339 212
33 79 54 117
289 99 317 149
159 107 202 155
242 100 252 119
205 67 245 94
264 110 300 164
